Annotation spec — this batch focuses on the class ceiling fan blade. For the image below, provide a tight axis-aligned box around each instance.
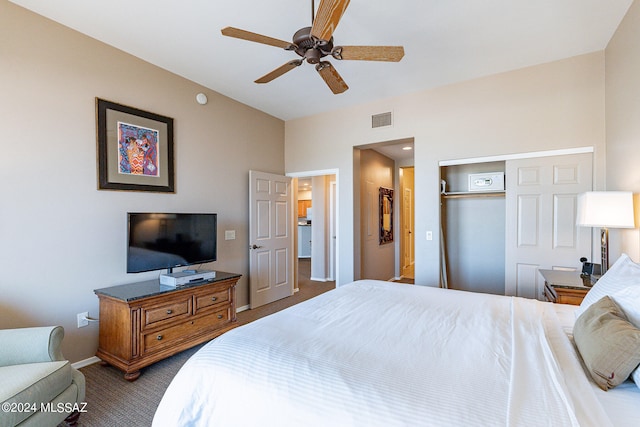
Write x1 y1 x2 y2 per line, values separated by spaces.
255 60 303 84
333 46 405 62
316 62 348 94
221 27 293 49
310 0 350 42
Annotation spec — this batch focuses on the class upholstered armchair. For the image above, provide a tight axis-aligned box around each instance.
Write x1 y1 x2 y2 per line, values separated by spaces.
0 326 86 427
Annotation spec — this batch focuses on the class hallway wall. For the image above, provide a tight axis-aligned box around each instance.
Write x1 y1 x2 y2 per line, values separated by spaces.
359 149 395 280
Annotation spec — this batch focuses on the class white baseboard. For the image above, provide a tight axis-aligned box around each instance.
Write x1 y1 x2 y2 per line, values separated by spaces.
237 304 250 313
309 276 330 282
72 356 101 370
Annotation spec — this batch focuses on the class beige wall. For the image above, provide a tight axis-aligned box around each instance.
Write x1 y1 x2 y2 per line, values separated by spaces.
606 0 640 262
0 1 284 363
286 52 606 287
359 149 395 280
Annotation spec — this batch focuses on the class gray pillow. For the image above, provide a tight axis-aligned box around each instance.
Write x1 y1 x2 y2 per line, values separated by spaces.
573 296 640 390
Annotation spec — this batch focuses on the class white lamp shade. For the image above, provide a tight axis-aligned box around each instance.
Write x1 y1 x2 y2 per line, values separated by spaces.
576 191 635 228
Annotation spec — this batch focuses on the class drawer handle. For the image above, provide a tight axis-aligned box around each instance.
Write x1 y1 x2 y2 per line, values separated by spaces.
166 309 173 314
217 314 223 319
211 297 217 302
157 335 163 341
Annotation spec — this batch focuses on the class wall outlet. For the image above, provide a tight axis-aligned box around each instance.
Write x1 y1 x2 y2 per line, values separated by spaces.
225 230 236 240
77 312 89 328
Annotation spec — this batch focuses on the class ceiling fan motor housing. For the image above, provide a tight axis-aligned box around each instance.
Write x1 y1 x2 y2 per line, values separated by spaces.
293 26 333 64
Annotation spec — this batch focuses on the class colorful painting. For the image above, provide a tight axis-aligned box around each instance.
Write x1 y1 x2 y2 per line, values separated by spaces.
117 122 160 177
96 98 174 193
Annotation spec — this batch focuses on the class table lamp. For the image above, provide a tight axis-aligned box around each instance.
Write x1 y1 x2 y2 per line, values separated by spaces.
576 191 635 274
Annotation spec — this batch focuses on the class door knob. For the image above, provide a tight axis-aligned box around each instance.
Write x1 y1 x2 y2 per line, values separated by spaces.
250 244 263 249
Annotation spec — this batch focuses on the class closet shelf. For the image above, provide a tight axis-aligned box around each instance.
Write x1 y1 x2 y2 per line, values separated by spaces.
441 191 505 199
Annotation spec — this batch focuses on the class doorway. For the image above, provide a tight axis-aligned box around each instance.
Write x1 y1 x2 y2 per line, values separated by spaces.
355 138 415 282
400 167 415 280
439 150 593 299
289 171 338 291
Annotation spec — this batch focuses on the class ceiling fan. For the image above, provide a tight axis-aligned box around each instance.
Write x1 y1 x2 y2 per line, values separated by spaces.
221 0 404 94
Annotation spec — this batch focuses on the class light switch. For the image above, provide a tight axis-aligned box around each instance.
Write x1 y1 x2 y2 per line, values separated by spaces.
225 230 236 240
426 231 433 241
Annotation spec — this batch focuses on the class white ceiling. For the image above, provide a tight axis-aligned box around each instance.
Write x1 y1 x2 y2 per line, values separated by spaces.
10 0 632 121
372 141 414 162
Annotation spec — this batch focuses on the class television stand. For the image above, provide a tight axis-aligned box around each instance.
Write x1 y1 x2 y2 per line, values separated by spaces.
94 271 241 381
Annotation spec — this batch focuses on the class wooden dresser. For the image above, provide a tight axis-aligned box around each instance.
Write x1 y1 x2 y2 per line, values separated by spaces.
94 271 241 381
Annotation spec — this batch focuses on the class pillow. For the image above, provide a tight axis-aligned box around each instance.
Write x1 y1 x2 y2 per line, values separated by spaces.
611 285 640 329
633 364 640 388
573 296 640 390
575 254 640 319
611 286 640 390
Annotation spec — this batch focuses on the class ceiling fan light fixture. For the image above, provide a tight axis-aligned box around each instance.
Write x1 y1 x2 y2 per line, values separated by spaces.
305 48 321 64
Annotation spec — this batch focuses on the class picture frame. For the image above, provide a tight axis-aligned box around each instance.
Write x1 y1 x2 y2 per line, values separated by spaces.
379 187 394 244
96 98 174 192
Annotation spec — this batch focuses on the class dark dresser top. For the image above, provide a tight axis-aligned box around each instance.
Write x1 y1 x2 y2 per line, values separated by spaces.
94 271 241 302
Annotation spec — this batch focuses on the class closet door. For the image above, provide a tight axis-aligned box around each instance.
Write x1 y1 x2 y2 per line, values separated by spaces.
505 153 592 299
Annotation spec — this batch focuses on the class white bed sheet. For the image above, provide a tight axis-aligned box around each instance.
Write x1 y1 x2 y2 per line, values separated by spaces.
153 280 623 427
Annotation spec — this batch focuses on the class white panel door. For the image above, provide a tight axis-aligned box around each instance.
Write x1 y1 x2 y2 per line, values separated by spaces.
249 170 294 308
505 153 592 299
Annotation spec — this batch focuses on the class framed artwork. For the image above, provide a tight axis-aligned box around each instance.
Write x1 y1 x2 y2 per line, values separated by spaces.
96 98 174 192
379 187 393 244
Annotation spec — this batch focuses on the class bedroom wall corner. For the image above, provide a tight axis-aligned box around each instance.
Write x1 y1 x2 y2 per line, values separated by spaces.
605 0 640 263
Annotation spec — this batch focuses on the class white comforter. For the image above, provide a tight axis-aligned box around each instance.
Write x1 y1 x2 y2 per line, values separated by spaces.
153 280 612 426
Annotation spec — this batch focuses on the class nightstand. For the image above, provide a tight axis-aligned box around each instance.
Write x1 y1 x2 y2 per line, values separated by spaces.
539 269 593 305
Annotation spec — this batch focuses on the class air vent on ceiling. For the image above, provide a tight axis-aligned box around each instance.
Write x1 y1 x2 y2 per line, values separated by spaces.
371 112 392 128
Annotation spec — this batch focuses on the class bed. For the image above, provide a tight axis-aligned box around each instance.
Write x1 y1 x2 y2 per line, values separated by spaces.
153 256 640 427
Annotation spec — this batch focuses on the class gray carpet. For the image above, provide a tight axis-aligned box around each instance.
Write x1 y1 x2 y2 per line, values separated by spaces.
74 344 202 426
71 259 334 426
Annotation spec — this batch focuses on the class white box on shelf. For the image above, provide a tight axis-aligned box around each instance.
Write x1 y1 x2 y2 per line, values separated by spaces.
468 172 504 192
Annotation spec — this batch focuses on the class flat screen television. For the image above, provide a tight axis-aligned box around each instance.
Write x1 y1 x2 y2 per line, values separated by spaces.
127 213 217 273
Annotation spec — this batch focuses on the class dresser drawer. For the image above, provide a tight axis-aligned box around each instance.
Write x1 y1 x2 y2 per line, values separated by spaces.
194 288 230 314
142 306 231 355
142 297 191 329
